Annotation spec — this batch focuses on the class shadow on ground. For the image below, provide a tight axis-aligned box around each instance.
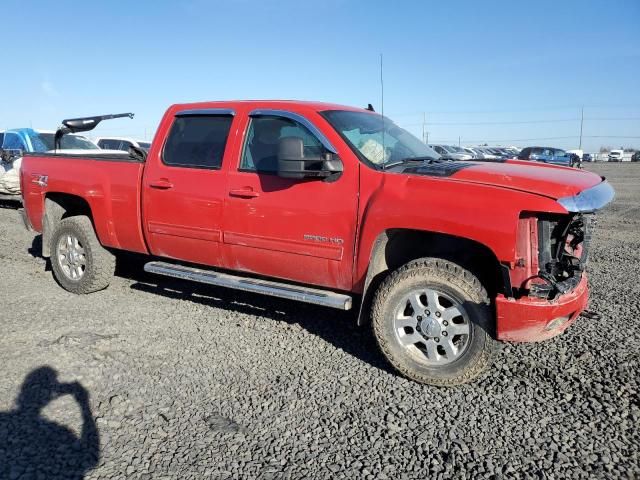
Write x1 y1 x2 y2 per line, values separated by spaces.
0 366 100 479
0 198 21 210
119 253 392 375
27 235 392 374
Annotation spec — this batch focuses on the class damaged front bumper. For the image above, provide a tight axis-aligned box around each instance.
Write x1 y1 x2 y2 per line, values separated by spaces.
495 273 588 342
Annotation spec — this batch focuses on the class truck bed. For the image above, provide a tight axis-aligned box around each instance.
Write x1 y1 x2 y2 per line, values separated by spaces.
21 152 149 254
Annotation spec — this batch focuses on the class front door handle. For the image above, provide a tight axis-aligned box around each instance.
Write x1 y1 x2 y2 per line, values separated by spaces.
229 188 260 198
149 179 174 189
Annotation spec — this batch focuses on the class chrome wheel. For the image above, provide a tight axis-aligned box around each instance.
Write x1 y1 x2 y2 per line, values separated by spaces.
393 287 471 365
56 234 86 281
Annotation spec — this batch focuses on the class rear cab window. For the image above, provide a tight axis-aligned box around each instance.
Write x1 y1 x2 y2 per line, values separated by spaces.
163 115 234 169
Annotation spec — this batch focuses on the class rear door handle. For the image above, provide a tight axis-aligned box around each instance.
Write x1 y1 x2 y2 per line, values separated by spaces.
229 188 260 198
149 179 174 189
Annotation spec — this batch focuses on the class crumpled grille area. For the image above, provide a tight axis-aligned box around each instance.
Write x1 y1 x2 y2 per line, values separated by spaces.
531 213 594 299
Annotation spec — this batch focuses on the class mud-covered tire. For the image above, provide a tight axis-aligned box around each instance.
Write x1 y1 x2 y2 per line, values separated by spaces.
50 215 115 294
372 257 497 386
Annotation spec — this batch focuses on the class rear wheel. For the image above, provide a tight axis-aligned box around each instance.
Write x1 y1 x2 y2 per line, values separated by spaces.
372 257 497 386
50 216 115 294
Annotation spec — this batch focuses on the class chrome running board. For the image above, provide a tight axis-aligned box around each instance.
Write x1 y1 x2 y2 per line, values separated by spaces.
144 261 353 310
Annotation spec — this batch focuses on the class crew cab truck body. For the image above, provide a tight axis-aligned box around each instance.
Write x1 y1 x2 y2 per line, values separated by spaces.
20 100 615 386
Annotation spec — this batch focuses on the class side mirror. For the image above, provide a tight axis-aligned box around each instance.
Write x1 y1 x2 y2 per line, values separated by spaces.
277 137 342 180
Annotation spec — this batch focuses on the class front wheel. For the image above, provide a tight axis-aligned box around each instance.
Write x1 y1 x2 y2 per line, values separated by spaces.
372 258 497 386
50 215 115 294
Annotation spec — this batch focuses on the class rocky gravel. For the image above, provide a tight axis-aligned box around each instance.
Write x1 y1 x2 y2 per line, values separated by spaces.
0 163 638 479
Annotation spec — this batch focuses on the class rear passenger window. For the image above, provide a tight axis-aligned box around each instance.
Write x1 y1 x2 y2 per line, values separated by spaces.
163 115 233 169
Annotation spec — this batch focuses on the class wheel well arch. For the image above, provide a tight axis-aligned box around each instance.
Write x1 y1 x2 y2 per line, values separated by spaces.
41 193 94 257
357 229 505 326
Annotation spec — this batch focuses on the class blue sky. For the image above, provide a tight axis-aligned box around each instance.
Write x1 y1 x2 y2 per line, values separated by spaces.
2 0 639 151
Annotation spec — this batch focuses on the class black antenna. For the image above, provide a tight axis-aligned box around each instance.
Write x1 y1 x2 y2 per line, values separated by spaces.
380 53 385 170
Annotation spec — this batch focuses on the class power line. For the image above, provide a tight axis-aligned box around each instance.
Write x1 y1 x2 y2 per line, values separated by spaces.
389 104 640 117
403 118 580 126
430 136 578 143
426 134 640 144
584 135 640 139
401 116 640 127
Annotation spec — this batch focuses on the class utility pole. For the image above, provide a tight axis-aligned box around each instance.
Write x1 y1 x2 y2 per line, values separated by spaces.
422 112 426 143
578 106 584 150
458 136 461 147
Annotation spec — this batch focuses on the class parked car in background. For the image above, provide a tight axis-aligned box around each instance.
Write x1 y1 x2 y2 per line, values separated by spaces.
608 150 623 162
518 146 579 167
2 128 124 155
428 144 473 161
462 147 480 158
491 147 513 159
472 147 501 160
0 128 125 197
582 153 593 162
95 137 151 152
505 147 520 157
632 151 640 162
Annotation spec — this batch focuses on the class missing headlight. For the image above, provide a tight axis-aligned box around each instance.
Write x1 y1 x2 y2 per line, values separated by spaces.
530 213 593 299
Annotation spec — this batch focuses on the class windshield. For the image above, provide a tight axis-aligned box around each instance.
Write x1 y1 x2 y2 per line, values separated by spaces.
37 133 99 151
138 142 151 149
321 110 440 167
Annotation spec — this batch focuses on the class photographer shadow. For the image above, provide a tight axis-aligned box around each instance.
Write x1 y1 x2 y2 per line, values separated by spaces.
0 366 100 479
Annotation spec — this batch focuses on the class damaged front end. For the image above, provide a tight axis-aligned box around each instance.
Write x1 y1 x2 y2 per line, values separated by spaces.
496 180 614 342
510 213 591 300
510 180 614 300
530 213 594 299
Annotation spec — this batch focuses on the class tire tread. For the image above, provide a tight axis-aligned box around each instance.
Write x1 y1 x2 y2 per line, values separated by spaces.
372 257 497 386
50 216 115 294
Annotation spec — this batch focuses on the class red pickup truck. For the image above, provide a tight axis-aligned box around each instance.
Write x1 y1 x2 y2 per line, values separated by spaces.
20 100 614 385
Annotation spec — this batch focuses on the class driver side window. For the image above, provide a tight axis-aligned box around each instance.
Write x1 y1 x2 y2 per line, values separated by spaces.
240 116 324 174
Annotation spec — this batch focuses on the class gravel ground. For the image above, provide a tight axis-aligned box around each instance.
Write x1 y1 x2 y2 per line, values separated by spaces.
0 163 638 479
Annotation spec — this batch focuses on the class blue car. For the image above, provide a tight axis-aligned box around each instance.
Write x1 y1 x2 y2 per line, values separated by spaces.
517 146 580 168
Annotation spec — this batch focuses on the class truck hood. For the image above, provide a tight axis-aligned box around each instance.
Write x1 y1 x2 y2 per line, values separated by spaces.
449 160 603 199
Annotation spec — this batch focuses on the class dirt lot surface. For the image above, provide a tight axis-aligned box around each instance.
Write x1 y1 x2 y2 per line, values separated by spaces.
0 163 638 479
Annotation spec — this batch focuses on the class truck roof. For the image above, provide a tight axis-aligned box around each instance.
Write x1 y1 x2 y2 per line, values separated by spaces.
166 100 367 114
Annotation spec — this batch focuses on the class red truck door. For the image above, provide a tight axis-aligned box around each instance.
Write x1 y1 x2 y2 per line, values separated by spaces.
142 109 237 266
222 110 358 291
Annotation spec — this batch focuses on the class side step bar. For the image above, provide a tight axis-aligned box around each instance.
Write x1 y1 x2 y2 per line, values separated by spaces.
144 261 353 310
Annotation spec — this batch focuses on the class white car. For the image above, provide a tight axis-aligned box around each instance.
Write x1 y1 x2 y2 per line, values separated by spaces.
95 137 151 152
0 129 124 196
608 150 624 162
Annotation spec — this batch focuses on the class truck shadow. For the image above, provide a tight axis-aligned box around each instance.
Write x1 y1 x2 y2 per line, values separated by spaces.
0 366 100 479
116 253 393 375
0 197 21 210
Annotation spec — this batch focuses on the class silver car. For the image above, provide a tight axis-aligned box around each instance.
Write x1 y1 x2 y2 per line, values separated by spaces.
428 144 474 161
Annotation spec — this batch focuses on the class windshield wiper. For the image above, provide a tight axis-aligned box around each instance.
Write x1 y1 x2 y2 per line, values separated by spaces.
383 156 441 169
